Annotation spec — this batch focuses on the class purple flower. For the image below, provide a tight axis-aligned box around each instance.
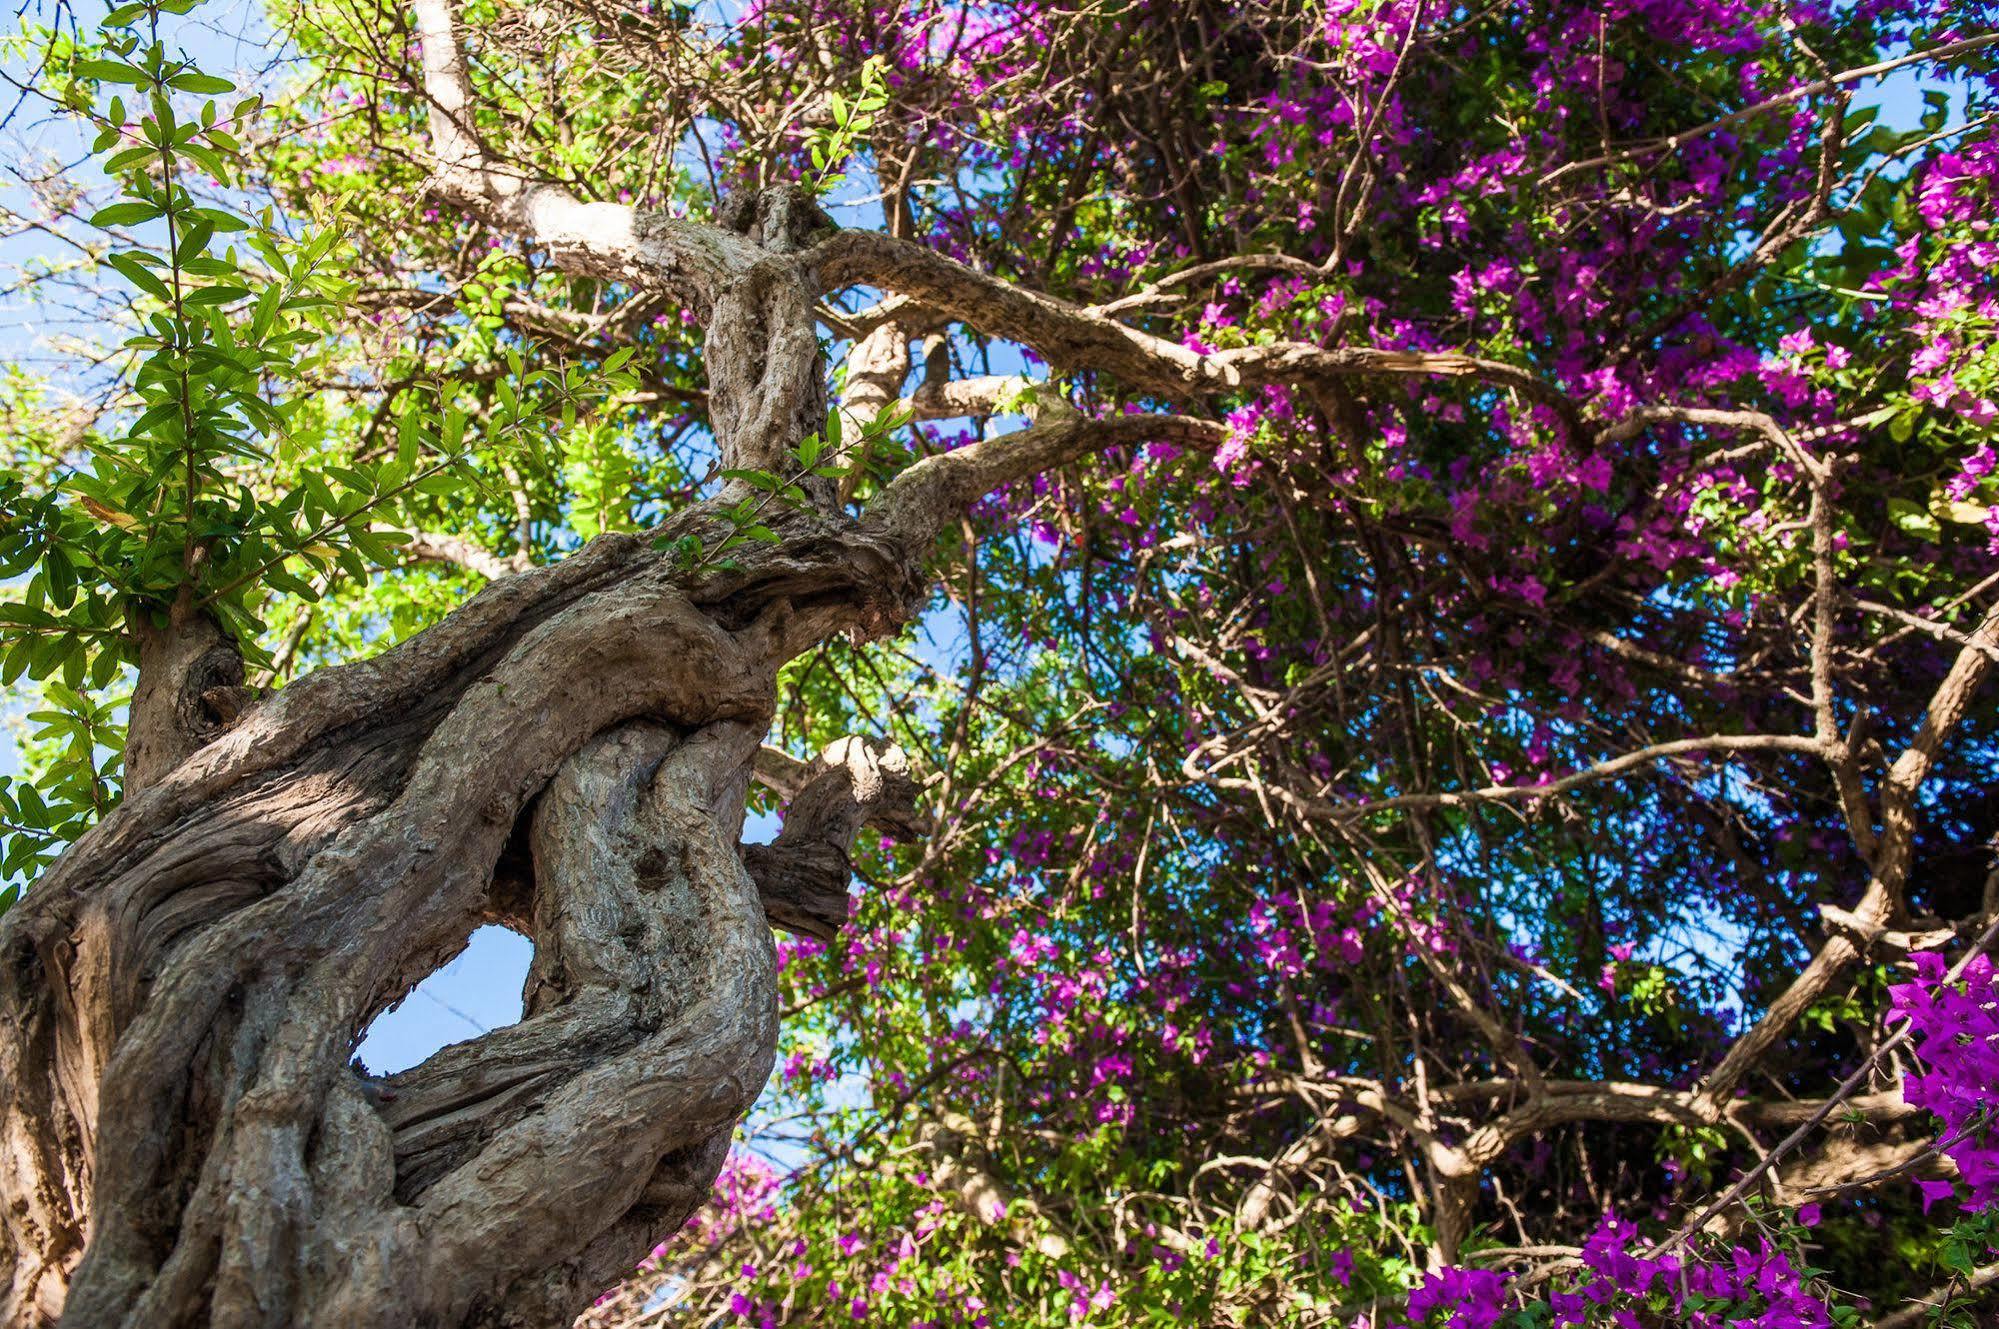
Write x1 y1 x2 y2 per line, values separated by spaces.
1408 1267 1508 1329
1914 1178 1957 1215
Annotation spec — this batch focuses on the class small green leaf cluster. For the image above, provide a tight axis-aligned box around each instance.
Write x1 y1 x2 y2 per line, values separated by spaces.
0 686 124 911
654 402 908 571
805 56 889 195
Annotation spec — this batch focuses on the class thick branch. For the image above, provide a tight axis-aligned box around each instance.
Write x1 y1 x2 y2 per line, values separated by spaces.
403 531 533 581
742 737 924 941
411 0 753 313
1695 604 1999 1113
813 231 1582 429
123 601 245 793
868 414 1226 550
917 1111 1072 1259
904 373 1047 420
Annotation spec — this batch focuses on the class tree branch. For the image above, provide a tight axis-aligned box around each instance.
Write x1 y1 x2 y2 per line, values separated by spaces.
403 531 533 581
1873 1262 1999 1329
411 0 754 313
812 231 1583 430
1695 603 1999 1113
867 414 1225 550
742 737 925 940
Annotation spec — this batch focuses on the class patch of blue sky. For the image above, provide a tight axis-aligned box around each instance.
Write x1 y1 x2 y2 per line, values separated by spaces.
354 922 532 1074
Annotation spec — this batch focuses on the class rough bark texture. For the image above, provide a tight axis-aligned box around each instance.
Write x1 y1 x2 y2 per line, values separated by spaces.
0 148 957 1326
742 737 923 941
124 604 247 795
0 63 1202 1302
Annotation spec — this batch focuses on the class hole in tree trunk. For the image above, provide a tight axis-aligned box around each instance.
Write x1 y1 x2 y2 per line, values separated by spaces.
353 924 533 1075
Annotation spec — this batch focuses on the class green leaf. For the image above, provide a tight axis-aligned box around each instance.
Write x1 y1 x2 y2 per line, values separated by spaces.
192 206 250 232
102 145 157 174
264 567 321 601
44 550 77 610
177 143 232 182
166 72 235 95
1887 498 1941 542
105 251 172 302
89 201 163 227
76 58 150 85
176 218 215 263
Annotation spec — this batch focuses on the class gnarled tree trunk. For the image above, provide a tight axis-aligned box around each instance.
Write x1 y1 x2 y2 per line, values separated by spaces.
0 0 1243 1312
0 175 942 1328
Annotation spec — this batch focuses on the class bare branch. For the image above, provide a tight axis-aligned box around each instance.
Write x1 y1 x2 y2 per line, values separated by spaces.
1873 1262 1999 1329
742 737 926 940
813 231 1583 430
867 414 1226 549
1540 33 1999 185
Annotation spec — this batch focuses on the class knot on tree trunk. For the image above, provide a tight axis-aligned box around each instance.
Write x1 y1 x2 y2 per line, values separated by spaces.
716 185 836 253
125 604 246 793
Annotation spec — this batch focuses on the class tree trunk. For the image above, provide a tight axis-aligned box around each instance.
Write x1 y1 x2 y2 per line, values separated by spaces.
0 185 930 1329
0 47 1220 1300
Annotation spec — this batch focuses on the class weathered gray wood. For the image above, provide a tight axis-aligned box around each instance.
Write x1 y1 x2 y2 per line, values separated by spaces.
0 156 930 1328
0 5 1231 1315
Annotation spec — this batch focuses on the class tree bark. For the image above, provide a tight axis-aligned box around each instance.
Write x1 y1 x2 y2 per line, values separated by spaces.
124 600 247 795
0 3 1248 1312
0 169 941 1327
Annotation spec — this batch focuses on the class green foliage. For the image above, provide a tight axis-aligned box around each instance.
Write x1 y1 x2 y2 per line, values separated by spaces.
654 402 908 571
0 684 123 892
0 0 645 882
805 57 888 195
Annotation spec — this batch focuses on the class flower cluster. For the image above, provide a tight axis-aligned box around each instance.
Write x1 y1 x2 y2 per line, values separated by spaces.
1408 1217 1840 1329
1892 951 1999 1214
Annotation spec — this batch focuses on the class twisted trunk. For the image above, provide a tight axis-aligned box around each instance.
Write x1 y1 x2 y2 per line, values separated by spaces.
0 512 929 1327
0 183 931 1328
